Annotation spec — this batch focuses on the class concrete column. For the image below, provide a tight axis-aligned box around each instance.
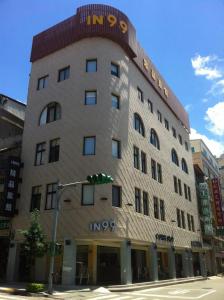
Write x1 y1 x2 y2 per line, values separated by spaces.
182 251 189 277
62 238 76 285
6 241 20 282
120 240 132 284
199 252 207 277
188 251 194 277
92 244 97 284
149 244 158 281
168 247 176 279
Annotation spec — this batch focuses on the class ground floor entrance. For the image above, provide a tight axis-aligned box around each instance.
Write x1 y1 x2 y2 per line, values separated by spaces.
175 252 184 278
0 238 9 282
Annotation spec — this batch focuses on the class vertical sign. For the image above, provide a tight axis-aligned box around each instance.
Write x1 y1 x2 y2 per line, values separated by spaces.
212 178 224 226
199 182 214 235
3 157 20 215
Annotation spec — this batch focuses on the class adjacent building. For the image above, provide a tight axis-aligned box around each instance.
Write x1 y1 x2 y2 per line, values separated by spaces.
191 139 224 274
7 4 204 285
0 94 25 280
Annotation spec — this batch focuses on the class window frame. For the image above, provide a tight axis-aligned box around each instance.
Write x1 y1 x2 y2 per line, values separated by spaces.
30 186 41 211
135 188 141 213
35 142 46 166
112 139 121 159
86 59 97 72
153 196 159 219
49 138 60 163
143 191 149 216
150 129 160 150
83 136 96 156
172 127 177 138
111 93 120 109
134 113 145 137
133 146 140 169
112 185 122 207
45 183 57 210
82 184 95 206
137 87 144 102
111 62 120 77
160 199 165 221
151 159 157 180
148 99 153 113
58 66 70 82
37 75 48 90
157 110 162 123
141 151 147 174
85 90 97 105
157 163 162 183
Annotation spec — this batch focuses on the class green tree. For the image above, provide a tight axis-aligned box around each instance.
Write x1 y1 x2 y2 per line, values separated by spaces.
20 210 46 281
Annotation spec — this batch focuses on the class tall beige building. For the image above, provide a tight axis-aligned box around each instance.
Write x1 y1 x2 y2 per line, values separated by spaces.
7 4 204 285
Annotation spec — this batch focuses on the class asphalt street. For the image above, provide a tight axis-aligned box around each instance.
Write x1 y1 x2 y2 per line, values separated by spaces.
0 277 224 300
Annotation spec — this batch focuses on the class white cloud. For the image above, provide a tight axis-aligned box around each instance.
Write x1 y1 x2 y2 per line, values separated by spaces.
191 54 222 80
184 104 192 112
205 102 224 136
208 79 224 96
202 98 209 103
190 128 224 157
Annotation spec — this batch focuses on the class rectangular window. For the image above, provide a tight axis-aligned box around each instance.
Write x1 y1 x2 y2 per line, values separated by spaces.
160 199 165 221
141 151 147 174
185 141 189 151
137 87 144 102
58 66 70 82
35 142 46 166
83 136 95 155
178 179 182 196
49 138 60 163
82 184 94 205
157 163 162 183
187 213 191 231
133 146 140 169
112 185 121 207
151 159 157 180
188 186 191 201
148 99 153 113
174 176 178 193
143 191 149 215
184 184 188 199
191 215 195 231
30 186 41 211
165 119 169 130
37 75 48 90
172 127 177 138
177 208 181 227
178 134 183 145
86 59 97 72
111 62 119 77
181 210 186 229
154 196 159 219
112 139 121 158
45 183 57 210
112 94 120 109
135 188 141 213
85 91 97 105
157 110 162 123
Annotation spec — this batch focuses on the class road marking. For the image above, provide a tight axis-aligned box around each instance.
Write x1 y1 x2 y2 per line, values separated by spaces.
168 289 190 295
126 288 216 299
88 294 127 300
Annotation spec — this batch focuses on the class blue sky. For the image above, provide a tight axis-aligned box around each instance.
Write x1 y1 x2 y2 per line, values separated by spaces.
1 0 224 156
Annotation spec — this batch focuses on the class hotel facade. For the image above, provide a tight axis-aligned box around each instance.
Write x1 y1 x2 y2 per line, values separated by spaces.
7 4 205 285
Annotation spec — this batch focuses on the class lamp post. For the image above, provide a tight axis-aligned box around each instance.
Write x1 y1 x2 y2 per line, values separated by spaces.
47 173 113 295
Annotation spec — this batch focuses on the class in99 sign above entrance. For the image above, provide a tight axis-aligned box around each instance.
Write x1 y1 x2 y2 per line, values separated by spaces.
86 14 128 33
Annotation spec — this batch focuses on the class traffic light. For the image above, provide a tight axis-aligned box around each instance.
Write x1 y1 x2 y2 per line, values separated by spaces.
86 173 114 185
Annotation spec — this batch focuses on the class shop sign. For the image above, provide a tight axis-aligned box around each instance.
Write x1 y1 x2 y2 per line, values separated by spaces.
191 241 202 248
155 234 174 243
0 219 10 230
86 14 128 33
3 157 20 215
89 219 116 232
212 178 224 226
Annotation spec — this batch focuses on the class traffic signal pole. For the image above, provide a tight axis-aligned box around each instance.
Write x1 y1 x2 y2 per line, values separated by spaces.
47 174 113 294
47 180 87 295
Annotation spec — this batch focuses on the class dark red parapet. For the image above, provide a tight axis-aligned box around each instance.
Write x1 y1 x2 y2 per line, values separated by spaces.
30 4 190 130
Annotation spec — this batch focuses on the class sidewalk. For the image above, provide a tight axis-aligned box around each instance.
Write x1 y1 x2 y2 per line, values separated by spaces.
0 276 210 298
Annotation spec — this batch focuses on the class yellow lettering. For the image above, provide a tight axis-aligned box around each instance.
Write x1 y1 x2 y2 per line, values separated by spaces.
151 69 156 81
158 78 162 89
143 59 149 70
93 15 104 25
107 14 117 27
164 87 169 97
86 15 91 25
119 20 128 33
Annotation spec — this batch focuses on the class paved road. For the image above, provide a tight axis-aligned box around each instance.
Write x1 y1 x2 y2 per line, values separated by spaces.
0 277 224 300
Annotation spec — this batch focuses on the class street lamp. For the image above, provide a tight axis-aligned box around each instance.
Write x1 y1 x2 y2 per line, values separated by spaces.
47 173 113 294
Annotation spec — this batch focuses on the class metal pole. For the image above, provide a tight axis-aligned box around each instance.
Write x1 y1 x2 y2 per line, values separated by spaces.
47 179 87 294
48 183 61 294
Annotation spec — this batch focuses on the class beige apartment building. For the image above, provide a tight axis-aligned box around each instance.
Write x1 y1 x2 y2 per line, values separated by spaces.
7 4 204 285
